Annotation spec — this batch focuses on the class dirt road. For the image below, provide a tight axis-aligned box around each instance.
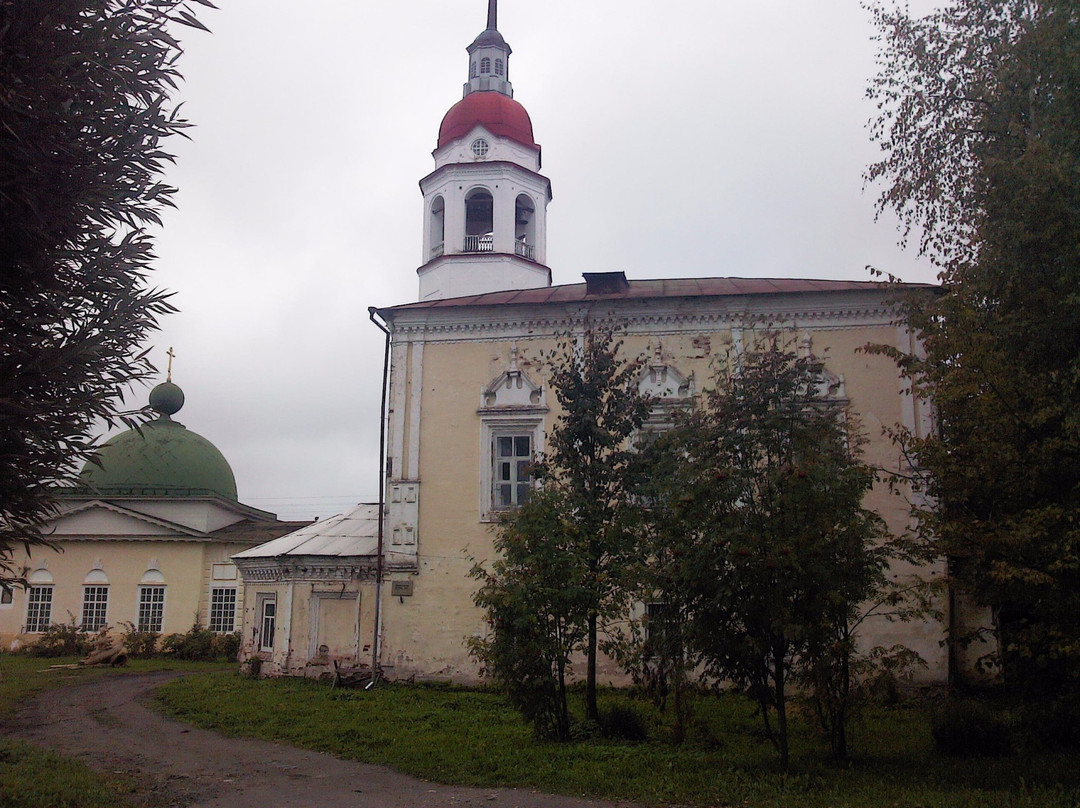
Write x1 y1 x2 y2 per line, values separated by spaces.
7 672 637 808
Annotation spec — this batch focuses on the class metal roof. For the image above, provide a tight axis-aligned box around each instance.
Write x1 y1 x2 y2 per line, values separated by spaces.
234 503 379 559
380 276 935 314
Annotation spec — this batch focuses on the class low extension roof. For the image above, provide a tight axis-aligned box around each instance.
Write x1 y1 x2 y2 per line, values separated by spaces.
381 276 935 314
233 503 379 559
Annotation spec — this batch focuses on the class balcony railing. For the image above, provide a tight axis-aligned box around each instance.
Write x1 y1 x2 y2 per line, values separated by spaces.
515 240 535 260
463 234 494 253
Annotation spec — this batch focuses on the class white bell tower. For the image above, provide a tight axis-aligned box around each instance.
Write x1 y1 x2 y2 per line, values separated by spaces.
417 0 552 302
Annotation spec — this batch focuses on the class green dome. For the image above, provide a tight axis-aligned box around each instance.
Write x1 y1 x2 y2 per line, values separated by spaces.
79 386 238 500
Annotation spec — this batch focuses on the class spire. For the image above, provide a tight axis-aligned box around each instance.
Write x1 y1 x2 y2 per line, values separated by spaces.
465 0 512 98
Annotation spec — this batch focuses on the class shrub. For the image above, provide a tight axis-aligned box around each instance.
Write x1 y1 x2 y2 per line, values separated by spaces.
932 698 1014 756
28 619 92 658
161 624 215 661
1022 693 1080 749
119 622 159 659
600 704 649 742
211 632 240 661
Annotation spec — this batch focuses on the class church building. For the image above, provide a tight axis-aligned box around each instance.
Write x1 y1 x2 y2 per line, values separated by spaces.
236 2 961 684
0 374 306 649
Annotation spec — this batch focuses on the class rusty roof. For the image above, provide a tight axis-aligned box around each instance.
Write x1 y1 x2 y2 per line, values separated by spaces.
380 276 934 314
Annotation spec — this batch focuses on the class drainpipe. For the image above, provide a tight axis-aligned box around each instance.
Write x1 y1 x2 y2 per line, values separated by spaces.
368 307 391 686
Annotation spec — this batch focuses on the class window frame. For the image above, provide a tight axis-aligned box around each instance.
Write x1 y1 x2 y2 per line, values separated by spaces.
258 594 277 653
479 417 544 521
137 585 166 633
81 585 109 632
25 586 53 633
208 586 237 633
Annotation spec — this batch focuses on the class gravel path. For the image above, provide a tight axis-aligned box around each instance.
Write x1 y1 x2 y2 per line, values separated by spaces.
7 672 640 808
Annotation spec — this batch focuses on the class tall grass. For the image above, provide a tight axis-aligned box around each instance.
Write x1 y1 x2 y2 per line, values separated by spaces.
155 674 1080 808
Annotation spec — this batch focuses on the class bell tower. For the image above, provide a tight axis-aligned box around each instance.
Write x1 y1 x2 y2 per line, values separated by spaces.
417 0 552 301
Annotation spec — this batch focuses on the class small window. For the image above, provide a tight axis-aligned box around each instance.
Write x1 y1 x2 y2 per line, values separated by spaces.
470 61 478 79
25 586 53 632
471 138 489 158
494 58 504 77
493 434 533 509
209 587 237 633
259 597 277 653
1 586 12 606
138 586 166 633
480 56 491 74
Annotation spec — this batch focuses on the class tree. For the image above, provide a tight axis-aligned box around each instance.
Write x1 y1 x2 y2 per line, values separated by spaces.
867 0 1080 699
472 328 651 733
534 327 652 723
606 429 700 744
469 488 587 740
0 0 212 581
663 337 893 767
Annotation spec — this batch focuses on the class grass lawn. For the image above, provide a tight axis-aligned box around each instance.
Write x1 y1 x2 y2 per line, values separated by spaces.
0 654 232 808
155 672 1080 808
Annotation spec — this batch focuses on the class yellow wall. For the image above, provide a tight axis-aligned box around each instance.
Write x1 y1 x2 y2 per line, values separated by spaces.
0 539 251 649
377 317 949 683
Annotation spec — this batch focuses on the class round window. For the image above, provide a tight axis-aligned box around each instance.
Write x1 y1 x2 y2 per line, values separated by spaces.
471 138 490 158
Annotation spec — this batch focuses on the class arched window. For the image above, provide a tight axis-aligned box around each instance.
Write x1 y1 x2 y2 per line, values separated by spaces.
480 57 491 74
515 194 536 260
464 188 494 253
82 568 109 632
138 568 166 633
25 569 53 632
470 61 478 79
494 58 504 77
429 196 445 258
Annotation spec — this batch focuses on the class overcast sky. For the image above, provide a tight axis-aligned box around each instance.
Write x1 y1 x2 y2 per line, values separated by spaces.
130 0 944 520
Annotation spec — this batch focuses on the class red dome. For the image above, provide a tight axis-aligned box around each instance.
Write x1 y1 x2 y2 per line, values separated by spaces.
438 92 537 151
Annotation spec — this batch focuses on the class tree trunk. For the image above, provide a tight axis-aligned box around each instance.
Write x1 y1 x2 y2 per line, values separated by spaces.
586 611 598 721
774 653 790 770
556 651 570 741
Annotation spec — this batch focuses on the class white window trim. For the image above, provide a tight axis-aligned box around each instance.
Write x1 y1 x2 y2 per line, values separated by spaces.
257 593 277 654
24 585 53 633
208 586 238 633
136 585 167 633
81 585 110 632
479 416 544 522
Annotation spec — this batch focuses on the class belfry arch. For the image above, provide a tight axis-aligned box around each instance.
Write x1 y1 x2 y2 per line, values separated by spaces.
464 188 494 252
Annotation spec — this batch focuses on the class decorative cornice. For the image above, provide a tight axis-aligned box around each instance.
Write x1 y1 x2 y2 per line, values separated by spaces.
386 297 904 345
420 160 550 193
235 557 417 583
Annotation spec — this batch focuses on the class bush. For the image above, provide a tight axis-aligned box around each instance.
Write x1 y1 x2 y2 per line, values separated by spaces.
932 698 1014 756
161 624 237 661
600 704 650 742
119 622 159 659
211 631 240 661
28 619 92 658
1022 693 1080 749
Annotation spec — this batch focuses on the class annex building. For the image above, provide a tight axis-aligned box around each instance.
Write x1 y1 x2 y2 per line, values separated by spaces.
236 2 976 684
